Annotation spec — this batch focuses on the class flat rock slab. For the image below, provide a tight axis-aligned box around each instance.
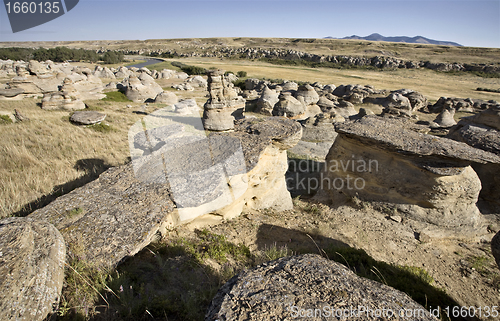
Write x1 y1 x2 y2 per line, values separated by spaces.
0 217 66 321
220 117 302 170
206 254 436 321
29 163 175 268
70 111 106 125
335 116 500 174
0 87 24 97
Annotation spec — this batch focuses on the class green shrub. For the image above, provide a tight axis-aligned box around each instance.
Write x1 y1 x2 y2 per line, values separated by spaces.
102 91 131 102
88 123 115 133
0 114 13 124
237 71 247 77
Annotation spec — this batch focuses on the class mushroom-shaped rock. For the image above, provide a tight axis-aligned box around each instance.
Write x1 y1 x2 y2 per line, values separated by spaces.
0 217 66 321
206 254 437 321
322 116 500 237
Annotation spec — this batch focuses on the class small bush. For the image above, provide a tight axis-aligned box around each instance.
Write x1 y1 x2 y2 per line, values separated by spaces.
88 123 115 133
102 91 131 102
237 71 247 77
0 114 13 124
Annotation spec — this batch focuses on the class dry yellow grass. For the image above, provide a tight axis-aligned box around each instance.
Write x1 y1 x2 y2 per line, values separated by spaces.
178 57 500 101
0 98 144 218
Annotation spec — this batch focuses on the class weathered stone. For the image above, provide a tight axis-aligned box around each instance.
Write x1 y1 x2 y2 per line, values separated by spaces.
322 116 500 235
280 81 298 92
41 79 86 110
430 107 457 128
0 87 24 98
174 99 199 115
472 104 500 131
70 111 106 125
256 85 279 116
154 91 178 105
447 109 500 211
206 254 436 321
121 74 163 102
203 69 245 131
273 92 305 118
382 92 413 117
334 100 357 118
317 96 336 112
301 113 341 142
0 217 65 321
295 84 319 106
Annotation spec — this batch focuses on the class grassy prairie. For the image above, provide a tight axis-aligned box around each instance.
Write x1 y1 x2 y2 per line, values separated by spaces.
0 98 141 217
174 57 500 101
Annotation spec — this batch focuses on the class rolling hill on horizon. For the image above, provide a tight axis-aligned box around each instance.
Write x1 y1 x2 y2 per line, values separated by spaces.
325 33 462 46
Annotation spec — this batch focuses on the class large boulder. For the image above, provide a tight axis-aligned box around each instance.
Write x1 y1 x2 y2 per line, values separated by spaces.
0 217 66 321
154 91 178 105
70 111 107 125
447 105 500 210
295 84 319 106
256 85 279 116
121 74 163 102
206 254 436 321
273 92 305 118
381 92 413 117
322 116 500 237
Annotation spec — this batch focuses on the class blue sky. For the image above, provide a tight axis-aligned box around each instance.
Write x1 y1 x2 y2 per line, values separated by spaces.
1 0 499 48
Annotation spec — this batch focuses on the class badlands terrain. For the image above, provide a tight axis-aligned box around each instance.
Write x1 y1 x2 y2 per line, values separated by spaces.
0 38 500 320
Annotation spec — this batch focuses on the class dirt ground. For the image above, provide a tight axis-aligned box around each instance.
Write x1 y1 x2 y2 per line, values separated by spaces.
173 195 500 320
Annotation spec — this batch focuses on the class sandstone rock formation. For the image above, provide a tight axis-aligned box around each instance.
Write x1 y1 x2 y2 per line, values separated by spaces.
381 92 413 117
256 85 279 116
322 116 500 237
154 91 178 105
295 84 320 106
206 254 436 321
120 74 163 102
447 105 500 210
70 111 107 125
174 99 199 115
0 217 66 321
430 106 457 129
202 69 245 131
41 78 86 110
273 92 305 118
31 115 300 268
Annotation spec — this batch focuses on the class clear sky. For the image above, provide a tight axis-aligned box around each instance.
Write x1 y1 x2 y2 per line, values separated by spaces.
1 0 499 48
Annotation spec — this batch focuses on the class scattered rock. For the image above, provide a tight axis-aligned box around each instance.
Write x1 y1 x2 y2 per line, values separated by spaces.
295 84 320 106
121 74 163 102
0 217 66 321
70 111 106 125
206 254 436 321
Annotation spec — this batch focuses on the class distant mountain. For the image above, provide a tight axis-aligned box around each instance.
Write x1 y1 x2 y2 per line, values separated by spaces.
324 33 462 47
